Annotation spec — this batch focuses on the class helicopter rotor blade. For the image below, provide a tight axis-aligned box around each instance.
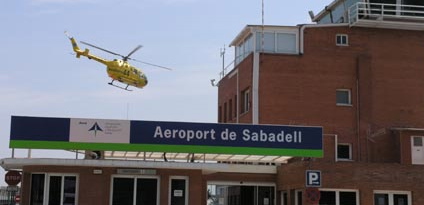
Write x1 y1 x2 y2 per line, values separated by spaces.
125 45 143 60
80 41 125 58
132 59 173 71
79 40 171 70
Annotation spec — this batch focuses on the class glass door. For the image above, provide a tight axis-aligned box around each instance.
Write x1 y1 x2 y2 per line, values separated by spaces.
170 178 188 205
30 174 77 205
207 183 275 205
111 177 158 205
411 136 424 164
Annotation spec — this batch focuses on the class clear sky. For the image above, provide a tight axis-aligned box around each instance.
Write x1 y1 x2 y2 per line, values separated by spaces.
0 0 332 186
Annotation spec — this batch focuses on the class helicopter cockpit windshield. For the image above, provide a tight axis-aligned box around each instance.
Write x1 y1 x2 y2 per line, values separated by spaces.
112 59 124 66
140 73 147 81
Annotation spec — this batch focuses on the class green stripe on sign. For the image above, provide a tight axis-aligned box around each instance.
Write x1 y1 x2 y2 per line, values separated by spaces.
9 140 323 157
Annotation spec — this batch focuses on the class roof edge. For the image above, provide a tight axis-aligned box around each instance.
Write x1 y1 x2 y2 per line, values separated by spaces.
229 25 300 47
0 158 277 174
312 0 345 22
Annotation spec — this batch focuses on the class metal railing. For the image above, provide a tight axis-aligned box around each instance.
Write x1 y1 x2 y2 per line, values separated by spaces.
349 2 424 26
0 188 19 205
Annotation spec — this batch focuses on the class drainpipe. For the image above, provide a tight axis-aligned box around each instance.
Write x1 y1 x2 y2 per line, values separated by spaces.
356 57 361 162
236 70 240 123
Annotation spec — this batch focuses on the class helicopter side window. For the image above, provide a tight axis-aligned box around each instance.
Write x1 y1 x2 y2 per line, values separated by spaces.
140 73 146 79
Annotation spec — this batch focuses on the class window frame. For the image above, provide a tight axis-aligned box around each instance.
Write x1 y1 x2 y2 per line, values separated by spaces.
336 89 352 106
336 34 349 46
241 88 250 114
218 106 222 123
223 102 227 123
337 143 353 161
30 173 79 205
110 175 160 205
373 190 412 205
169 176 189 205
319 189 360 205
256 31 298 54
228 99 233 121
281 191 288 205
207 181 276 205
295 189 303 205
235 34 254 65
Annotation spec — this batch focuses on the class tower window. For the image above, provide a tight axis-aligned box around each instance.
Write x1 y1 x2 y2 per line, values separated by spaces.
336 89 351 106
336 34 348 46
241 88 250 114
337 144 352 160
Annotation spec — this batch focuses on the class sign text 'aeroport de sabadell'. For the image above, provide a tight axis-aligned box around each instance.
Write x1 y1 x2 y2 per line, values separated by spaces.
9 116 323 157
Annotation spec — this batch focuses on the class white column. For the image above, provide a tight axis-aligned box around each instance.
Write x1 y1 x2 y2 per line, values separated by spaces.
252 52 260 124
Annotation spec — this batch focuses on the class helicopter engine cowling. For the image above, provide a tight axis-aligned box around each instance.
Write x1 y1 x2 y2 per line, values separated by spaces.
83 49 90 56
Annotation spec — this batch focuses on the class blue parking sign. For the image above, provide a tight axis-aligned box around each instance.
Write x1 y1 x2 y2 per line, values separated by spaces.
306 170 321 187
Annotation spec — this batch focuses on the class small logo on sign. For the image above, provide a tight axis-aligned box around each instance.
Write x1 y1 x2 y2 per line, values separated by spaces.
88 122 103 137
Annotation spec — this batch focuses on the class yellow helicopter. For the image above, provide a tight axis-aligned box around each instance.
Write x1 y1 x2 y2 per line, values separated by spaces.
65 32 171 91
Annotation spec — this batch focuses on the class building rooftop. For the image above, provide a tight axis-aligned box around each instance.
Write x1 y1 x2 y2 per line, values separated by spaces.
312 0 424 30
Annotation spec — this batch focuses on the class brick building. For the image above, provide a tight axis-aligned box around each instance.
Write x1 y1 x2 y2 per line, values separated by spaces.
217 0 424 204
2 0 424 205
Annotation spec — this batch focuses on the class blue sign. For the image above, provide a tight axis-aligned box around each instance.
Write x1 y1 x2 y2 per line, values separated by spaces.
9 116 323 157
306 170 322 187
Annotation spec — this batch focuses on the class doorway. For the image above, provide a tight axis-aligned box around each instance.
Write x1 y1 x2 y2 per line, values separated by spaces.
207 182 275 205
411 136 424 164
111 176 159 205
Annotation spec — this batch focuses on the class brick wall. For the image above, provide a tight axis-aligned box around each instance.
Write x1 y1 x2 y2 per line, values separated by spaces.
218 26 424 163
278 160 424 205
21 165 277 205
21 165 205 205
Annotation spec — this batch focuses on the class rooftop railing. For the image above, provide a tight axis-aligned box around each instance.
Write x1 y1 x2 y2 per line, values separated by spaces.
349 2 424 27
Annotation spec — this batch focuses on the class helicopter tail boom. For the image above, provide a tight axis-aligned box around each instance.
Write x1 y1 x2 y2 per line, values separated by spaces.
65 31 82 53
65 31 107 64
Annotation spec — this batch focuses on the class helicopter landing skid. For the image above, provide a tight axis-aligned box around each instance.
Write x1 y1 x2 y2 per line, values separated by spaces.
108 82 132 91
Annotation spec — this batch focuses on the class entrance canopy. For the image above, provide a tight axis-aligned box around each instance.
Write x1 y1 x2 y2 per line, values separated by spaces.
103 151 292 164
9 116 323 163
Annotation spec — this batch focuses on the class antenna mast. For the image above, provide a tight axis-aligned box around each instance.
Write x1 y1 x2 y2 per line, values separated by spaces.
261 0 265 53
220 45 226 78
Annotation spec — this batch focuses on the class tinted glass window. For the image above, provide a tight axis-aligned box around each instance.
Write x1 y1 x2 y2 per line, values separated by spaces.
374 194 389 205
63 176 76 205
136 178 158 205
48 176 62 205
258 186 274 205
338 144 351 159
297 191 302 205
413 136 423 146
171 179 186 205
393 194 408 205
277 33 296 53
112 178 134 205
340 191 357 205
30 174 45 205
319 191 336 205
336 90 350 105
